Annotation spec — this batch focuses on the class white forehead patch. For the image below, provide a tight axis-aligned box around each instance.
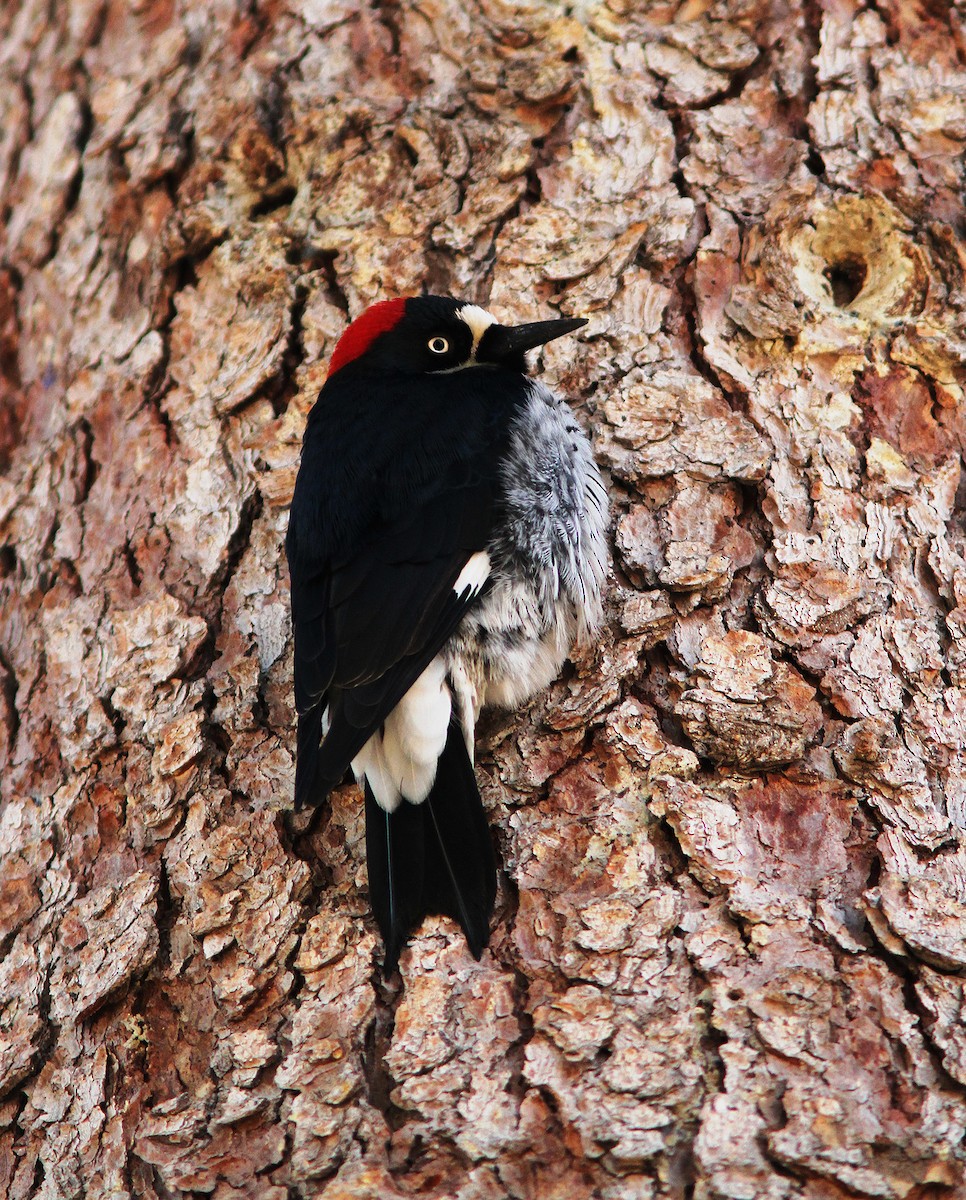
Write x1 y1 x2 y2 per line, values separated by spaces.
457 304 496 357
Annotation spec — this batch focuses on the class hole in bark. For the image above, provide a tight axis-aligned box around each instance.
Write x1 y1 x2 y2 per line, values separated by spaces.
824 256 867 307
805 147 826 177
250 184 296 218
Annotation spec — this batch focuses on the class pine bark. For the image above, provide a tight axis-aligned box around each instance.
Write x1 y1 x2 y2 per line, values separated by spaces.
2 1 966 1197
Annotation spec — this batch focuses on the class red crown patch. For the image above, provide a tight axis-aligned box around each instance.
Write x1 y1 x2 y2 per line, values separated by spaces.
327 298 407 378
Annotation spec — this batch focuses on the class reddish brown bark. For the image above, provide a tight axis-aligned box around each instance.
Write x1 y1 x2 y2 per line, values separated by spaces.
2 0 966 1196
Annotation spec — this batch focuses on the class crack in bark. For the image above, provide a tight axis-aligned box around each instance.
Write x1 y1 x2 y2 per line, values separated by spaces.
360 979 406 1130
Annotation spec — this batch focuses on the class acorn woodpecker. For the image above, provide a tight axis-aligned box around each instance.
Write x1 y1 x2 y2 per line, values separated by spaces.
286 295 608 973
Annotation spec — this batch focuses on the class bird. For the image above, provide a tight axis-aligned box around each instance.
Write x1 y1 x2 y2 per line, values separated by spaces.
285 294 608 974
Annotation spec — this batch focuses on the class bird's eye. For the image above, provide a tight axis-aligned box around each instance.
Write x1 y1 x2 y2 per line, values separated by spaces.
428 336 449 354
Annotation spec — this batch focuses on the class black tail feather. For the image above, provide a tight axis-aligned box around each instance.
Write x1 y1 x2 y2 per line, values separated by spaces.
421 727 496 960
365 785 426 975
364 723 496 974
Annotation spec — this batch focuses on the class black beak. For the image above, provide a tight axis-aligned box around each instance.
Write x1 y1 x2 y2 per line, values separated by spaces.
479 316 587 363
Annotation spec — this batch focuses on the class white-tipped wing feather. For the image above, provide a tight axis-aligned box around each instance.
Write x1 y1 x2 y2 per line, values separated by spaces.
453 550 491 598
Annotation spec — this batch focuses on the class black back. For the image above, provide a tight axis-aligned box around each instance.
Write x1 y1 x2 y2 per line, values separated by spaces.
286 361 532 804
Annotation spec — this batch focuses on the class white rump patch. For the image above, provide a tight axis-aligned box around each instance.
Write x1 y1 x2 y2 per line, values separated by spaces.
457 304 496 358
353 658 452 812
453 550 491 598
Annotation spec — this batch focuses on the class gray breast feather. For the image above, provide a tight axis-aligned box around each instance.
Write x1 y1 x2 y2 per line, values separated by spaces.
447 380 609 711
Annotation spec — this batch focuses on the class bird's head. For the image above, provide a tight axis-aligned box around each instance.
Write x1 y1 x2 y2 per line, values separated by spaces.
326 295 586 379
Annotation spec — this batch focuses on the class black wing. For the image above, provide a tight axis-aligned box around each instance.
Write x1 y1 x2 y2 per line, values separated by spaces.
289 470 496 808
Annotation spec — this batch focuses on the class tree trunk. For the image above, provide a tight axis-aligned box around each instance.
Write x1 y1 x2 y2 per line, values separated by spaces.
2 0 966 1196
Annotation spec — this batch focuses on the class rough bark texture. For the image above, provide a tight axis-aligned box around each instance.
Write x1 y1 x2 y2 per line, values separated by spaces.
1 0 965 1197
